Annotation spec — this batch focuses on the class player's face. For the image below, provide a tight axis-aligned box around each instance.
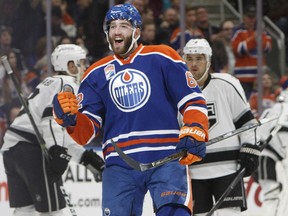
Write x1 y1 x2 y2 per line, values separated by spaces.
185 54 207 80
67 59 86 75
108 20 135 56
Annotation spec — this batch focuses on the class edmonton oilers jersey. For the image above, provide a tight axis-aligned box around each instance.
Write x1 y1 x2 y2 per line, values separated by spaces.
76 44 208 168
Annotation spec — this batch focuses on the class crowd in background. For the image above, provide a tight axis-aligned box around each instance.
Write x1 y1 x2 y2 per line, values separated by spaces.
1 0 288 147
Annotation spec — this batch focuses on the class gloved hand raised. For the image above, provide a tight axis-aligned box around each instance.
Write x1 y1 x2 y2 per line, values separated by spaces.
52 84 78 127
238 143 261 177
176 125 207 165
47 145 71 182
80 149 105 182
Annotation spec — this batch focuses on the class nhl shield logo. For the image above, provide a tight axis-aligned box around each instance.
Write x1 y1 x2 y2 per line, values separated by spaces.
109 69 151 112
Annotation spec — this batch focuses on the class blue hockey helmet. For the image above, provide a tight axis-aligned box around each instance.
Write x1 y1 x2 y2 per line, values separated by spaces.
103 3 142 33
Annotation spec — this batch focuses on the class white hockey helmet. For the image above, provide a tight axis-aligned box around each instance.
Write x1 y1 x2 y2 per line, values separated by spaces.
51 44 86 75
183 38 212 60
183 38 212 83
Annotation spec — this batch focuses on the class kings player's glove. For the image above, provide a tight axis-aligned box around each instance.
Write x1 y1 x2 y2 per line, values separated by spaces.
47 145 71 182
52 85 78 127
238 143 260 177
176 124 207 165
80 149 105 182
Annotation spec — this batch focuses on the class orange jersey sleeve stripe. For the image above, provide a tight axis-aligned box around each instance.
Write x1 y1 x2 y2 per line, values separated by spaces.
67 112 95 145
180 99 207 115
104 137 179 155
183 109 209 136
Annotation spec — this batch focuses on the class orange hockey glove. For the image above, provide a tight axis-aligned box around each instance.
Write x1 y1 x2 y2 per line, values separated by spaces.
176 125 207 165
52 91 78 127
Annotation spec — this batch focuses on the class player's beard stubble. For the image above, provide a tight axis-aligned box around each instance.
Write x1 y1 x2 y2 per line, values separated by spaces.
109 36 133 56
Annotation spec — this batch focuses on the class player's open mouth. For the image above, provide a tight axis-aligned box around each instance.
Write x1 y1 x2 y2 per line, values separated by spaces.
114 39 123 46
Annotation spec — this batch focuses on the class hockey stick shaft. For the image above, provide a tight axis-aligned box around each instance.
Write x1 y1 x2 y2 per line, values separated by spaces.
206 118 281 216
206 168 246 216
1 56 77 216
206 116 277 146
1 56 50 160
111 116 277 171
60 186 77 216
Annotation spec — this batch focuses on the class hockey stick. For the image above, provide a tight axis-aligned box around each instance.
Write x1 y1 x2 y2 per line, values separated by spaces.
1 56 77 216
206 167 246 216
1 56 50 161
60 186 77 216
111 116 278 171
206 118 282 216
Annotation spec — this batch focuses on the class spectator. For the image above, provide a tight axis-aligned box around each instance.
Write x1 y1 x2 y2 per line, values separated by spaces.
210 20 235 73
0 0 21 26
75 35 89 55
75 0 109 62
249 72 277 118
50 6 69 45
52 0 77 38
0 49 32 148
147 0 167 23
231 4 272 99
195 6 220 43
33 37 55 80
139 19 157 45
10 0 46 69
267 0 288 65
58 35 73 45
169 6 203 53
0 25 26 71
155 7 179 45
132 0 154 23
170 0 180 13
1 50 30 108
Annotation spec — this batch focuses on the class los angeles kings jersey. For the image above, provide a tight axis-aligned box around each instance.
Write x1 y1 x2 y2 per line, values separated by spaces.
1 75 85 162
68 44 208 168
189 73 257 179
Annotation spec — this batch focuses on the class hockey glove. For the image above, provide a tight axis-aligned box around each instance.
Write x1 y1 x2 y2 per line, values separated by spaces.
238 143 261 177
80 149 105 182
52 91 78 127
47 145 71 182
176 125 207 165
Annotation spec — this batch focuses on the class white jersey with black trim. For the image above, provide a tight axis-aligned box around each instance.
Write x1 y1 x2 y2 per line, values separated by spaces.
259 101 288 161
189 73 257 179
1 75 85 162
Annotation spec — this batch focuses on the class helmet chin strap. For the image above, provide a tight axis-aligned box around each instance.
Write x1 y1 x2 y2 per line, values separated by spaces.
121 28 139 57
196 61 210 83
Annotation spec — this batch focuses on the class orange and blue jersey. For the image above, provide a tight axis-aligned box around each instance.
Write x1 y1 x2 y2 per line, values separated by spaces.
231 24 272 83
68 44 208 168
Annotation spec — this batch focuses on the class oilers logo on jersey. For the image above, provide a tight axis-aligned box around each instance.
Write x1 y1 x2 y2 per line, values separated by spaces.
109 68 151 112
